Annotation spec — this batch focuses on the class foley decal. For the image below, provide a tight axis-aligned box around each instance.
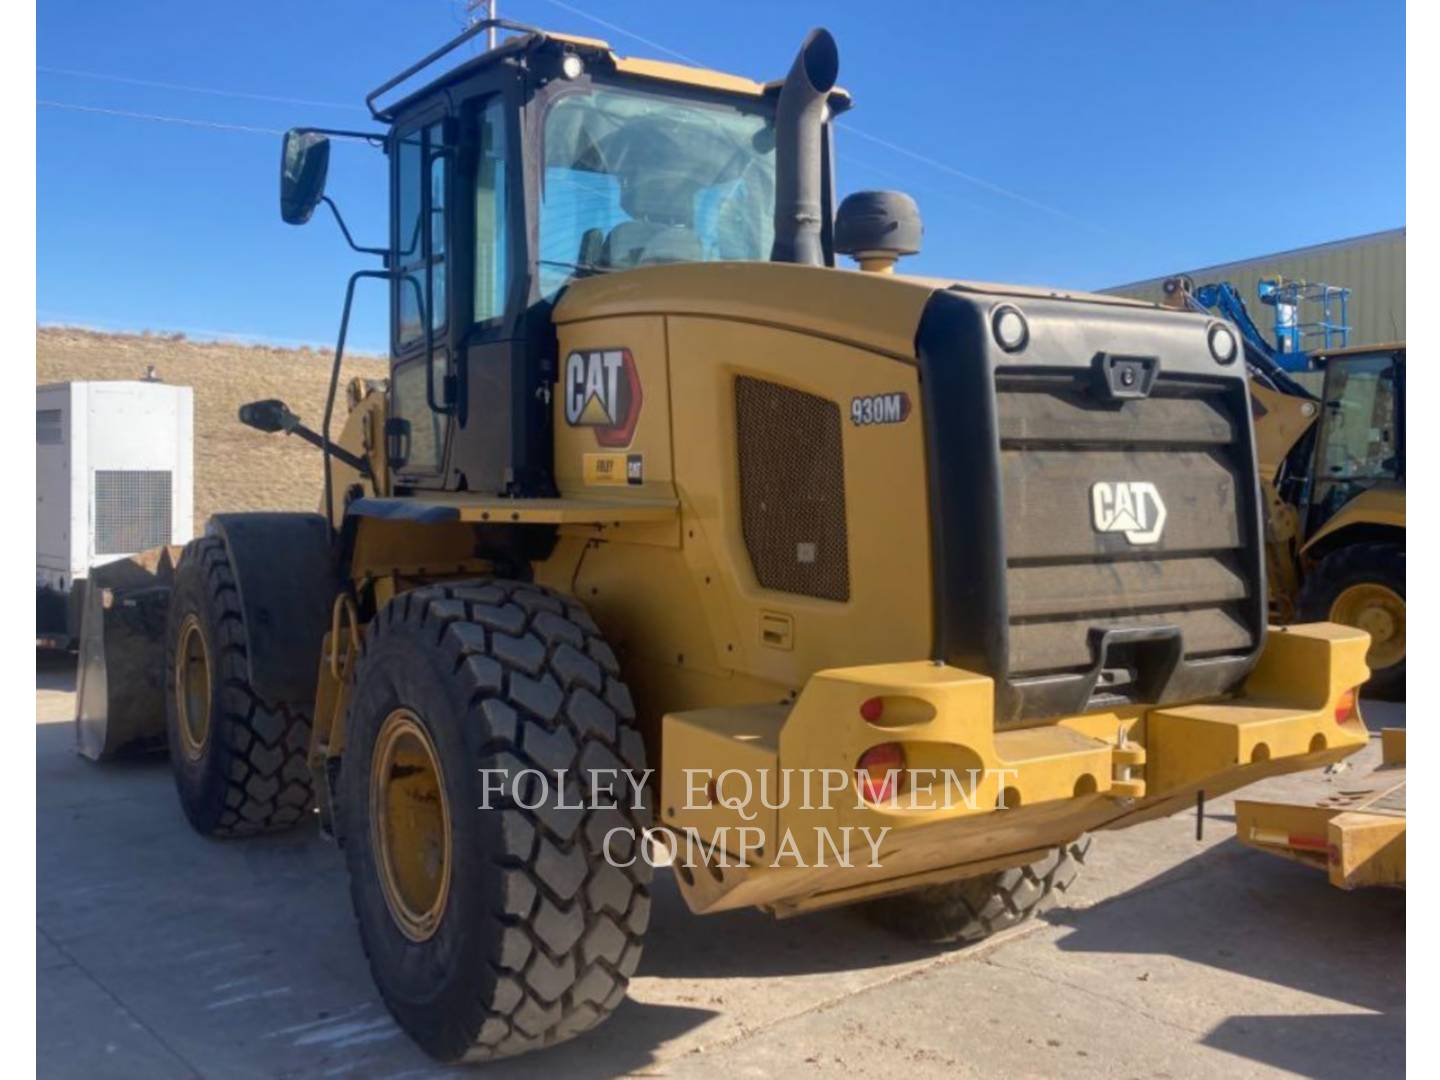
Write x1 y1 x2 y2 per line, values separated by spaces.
583 452 644 487
564 348 643 447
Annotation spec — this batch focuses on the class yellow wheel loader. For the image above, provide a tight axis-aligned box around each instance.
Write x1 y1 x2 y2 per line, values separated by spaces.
1251 343 1405 697
78 21 1373 1063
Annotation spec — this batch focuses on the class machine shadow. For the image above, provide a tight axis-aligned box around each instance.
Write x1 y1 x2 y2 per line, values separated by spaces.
637 871 952 981
36 648 77 693
1046 838 1403 1078
473 997 719 1080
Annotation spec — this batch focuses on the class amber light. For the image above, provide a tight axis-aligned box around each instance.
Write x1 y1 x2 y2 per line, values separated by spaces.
1335 688 1359 725
856 742 906 804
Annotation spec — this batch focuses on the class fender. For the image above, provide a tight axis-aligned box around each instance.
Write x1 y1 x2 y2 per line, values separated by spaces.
207 512 339 704
1302 487 1406 558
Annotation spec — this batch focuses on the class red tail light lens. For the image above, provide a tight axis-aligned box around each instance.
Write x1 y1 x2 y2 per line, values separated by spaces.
1335 689 1359 725
856 742 906 804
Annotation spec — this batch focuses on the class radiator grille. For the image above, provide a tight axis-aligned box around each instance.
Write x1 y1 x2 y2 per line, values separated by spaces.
94 470 173 555
735 377 850 601
996 372 1256 688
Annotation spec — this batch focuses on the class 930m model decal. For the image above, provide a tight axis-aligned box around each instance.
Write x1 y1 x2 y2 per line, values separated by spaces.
850 392 911 426
564 348 643 447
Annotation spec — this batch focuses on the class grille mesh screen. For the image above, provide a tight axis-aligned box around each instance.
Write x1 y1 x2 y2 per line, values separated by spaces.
735 377 849 601
94 470 173 555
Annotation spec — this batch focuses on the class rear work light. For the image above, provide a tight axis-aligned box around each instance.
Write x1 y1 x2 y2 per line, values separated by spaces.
1335 688 1360 725
856 742 906 804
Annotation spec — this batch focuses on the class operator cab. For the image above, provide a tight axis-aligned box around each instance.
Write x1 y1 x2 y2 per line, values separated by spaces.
278 22 851 503
1306 342 1405 532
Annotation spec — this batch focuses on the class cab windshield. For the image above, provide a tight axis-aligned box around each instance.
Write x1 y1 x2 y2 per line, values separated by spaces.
539 86 776 297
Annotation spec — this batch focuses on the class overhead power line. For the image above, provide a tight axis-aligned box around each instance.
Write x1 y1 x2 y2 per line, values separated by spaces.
527 0 1097 231
39 5 1099 231
537 0 703 65
38 100 284 136
836 124 1104 233
37 65 364 112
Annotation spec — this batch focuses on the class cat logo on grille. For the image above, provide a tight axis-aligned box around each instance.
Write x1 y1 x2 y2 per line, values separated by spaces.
564 348 643 447
1091 481 1166 545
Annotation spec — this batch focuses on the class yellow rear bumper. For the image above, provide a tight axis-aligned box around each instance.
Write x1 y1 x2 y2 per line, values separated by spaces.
658 623 1371 915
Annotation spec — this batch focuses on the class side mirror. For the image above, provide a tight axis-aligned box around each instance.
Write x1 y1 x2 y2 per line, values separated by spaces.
239 399 297 433
280 129 330 225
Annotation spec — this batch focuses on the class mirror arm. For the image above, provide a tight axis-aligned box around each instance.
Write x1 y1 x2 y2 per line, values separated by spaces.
290 426 372 477
322 197 387 258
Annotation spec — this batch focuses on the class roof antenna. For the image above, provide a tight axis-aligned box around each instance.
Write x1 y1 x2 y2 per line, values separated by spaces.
466 0 498 50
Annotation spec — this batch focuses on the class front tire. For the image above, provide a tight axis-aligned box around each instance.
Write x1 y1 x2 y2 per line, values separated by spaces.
341 580 652 1063
860 836 1091 945
163 537 313 837
1299 542 1405 700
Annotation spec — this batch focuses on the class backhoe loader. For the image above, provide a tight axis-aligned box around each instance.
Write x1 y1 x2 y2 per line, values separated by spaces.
77 21 1373 1063
1252 344 1405 697
1158 277 1404 697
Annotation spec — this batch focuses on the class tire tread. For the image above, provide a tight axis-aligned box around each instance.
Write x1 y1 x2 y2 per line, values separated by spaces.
167 537 314 837
861 835 1091 945
347 580 650 1063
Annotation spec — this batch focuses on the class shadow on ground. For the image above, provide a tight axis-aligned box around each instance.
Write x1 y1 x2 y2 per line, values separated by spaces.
1048 838 1404 1078
37 648 77 693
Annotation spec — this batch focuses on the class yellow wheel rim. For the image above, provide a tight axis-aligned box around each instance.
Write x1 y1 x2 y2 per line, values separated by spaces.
370 709 451 943
1331 583 1405 672
174 613 212 761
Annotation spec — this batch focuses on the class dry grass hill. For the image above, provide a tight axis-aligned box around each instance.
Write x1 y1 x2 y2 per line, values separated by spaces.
36 327 388 529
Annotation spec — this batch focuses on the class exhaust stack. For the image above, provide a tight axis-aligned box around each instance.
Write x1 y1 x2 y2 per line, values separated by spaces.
770 28 839 266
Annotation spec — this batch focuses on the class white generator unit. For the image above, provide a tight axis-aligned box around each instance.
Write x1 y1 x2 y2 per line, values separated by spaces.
37 381 194 644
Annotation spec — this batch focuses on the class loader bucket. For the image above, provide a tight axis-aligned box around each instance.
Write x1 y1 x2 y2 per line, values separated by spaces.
74 546 183 761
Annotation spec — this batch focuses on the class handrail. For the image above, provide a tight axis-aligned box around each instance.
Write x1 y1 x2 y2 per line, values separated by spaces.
365 18 546 121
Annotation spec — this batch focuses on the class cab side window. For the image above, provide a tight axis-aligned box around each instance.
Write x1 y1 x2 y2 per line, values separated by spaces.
473 98 509 323
391 120 448 475
395 122 446 349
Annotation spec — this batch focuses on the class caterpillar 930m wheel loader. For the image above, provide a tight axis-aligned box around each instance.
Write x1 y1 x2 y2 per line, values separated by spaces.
78 20 1374 1063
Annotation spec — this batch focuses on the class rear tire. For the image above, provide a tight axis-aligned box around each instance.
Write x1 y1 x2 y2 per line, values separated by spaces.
860 836 1091 945
163 537 314 837
341 580 652 1063
1299 542 1405 700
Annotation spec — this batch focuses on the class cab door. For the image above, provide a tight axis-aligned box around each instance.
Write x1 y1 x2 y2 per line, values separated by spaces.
1309 349 1403 529
389 112 453 484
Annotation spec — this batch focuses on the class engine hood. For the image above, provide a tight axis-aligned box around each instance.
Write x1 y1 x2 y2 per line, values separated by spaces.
553 262 1159 363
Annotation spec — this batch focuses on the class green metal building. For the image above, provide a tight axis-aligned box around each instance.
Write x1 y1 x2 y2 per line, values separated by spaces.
1104 227 1405 348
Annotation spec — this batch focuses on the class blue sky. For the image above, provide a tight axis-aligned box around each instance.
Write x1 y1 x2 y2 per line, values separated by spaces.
37 0 1404 354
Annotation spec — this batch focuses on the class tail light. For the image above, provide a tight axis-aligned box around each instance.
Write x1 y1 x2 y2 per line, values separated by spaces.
1335 688 1359 725
856 742 905 804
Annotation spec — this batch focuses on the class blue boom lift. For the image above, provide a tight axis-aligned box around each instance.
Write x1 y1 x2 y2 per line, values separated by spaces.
1162 274 1349 377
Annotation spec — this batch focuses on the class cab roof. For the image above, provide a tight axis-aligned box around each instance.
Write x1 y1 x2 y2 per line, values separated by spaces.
1311 340 1406 362
371 23 850 123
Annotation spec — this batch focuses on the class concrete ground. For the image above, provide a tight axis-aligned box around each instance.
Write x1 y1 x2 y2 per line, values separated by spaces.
37 652 1404 1079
